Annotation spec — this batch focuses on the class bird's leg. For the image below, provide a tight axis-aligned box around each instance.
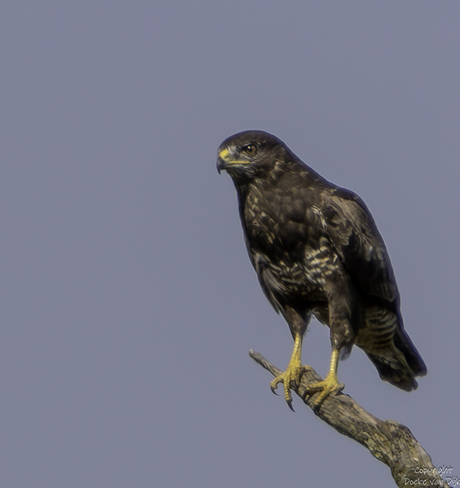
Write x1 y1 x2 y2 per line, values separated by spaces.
269 333 312 410
303 349 344 410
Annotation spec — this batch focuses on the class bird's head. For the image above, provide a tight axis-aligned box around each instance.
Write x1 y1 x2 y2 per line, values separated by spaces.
217 130 290 182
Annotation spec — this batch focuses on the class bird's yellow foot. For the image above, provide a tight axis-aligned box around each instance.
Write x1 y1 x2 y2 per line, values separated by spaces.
270 364 313 411
303 372 344 410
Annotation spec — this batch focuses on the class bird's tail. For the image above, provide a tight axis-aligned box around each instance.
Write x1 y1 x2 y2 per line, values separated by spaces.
365 325 427 392
366 350 417 391
356 307 427 391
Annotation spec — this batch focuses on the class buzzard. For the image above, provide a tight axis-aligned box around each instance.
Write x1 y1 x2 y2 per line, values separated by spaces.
217 130 427 410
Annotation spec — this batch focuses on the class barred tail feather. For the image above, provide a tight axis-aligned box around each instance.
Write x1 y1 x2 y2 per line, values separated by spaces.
366 350 419 391
393 325 427 377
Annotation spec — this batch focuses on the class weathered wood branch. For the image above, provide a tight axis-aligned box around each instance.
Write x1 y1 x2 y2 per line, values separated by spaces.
249 349 448 488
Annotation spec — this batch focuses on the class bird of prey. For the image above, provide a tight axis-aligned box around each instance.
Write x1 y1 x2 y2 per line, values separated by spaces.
217 130 427 410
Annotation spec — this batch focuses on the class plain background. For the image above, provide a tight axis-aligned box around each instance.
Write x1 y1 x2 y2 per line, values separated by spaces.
1 1 459 487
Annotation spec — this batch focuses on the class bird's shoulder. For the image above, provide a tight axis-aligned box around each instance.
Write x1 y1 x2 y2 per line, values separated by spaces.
321 186 400 304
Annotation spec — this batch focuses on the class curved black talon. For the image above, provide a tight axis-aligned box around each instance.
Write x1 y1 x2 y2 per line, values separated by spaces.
270 386 279 396
287 399 295 412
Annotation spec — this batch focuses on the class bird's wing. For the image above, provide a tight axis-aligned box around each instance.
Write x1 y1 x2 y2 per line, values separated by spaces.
323 187 427 377
322 187 400 306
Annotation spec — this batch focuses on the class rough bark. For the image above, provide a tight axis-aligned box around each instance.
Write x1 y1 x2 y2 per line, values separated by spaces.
249 349 449 488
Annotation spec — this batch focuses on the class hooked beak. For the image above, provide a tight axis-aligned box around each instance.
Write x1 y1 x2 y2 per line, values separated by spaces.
217 147 250 174
216 148 230 174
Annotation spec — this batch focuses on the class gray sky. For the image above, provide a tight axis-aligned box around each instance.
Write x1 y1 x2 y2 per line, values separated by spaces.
1 1 459 487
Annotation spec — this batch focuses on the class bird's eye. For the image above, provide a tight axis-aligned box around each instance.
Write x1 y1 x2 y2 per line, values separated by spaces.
242 144 257 156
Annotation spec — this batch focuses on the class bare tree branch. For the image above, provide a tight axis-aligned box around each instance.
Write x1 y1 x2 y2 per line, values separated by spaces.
249 349 449 488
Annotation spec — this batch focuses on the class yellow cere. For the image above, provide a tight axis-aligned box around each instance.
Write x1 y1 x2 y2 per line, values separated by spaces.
218 148 230 160
218 147 250 165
